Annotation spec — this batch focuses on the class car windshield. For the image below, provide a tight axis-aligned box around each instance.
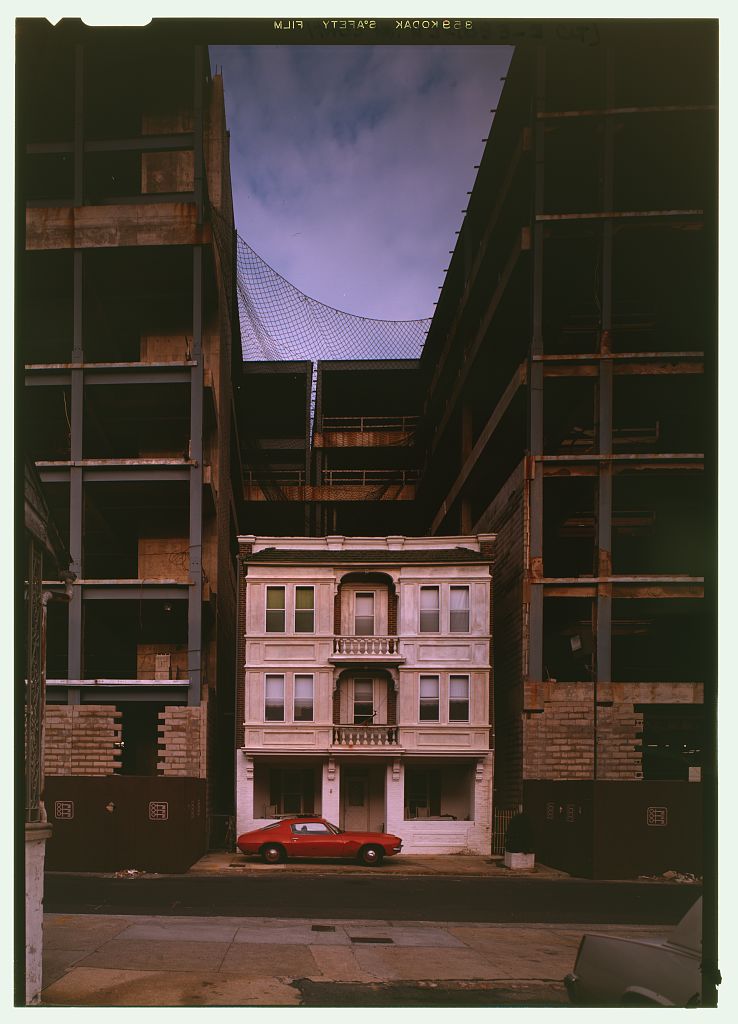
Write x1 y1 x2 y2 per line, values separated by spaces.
324 821 343 834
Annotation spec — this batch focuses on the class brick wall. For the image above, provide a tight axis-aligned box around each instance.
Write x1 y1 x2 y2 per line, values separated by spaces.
523 686 595 779
523 681 703 781
475 460 526 808
45 705 122 775
157 705 207 777
596 704 644 780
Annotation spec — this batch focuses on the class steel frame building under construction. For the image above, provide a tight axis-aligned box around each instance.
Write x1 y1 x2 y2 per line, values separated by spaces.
20 19 716 885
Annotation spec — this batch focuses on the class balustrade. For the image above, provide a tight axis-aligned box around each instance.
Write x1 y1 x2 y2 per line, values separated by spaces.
332 725 399 747
332 636 399 656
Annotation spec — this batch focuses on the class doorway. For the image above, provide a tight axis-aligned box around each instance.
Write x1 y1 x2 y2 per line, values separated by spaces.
340 765 386 832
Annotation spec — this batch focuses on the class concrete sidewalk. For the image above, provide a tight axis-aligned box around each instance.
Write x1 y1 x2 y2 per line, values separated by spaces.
40 911 667 1006
188 851 570 877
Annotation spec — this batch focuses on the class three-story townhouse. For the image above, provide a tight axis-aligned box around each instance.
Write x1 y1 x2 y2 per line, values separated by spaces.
236 534 495 854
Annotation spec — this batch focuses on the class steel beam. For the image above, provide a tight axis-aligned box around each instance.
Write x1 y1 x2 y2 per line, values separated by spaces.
430 363 527 535
81 585 190 601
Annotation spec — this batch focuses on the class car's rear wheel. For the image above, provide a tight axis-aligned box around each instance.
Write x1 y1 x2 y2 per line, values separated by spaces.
260 843 285 864
358 844 384 867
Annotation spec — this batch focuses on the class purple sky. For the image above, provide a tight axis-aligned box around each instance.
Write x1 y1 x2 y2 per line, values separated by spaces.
209 45 513 321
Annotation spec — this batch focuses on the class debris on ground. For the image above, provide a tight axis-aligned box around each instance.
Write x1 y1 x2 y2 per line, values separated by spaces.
637 871 701 884
112 868 144 878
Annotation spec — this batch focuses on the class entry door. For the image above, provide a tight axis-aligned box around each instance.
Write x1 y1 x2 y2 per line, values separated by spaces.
342 771 369 831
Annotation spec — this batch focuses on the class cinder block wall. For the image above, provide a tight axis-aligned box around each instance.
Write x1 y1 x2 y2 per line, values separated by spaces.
523 682 703 782
45 706 122 775
157 705 207 777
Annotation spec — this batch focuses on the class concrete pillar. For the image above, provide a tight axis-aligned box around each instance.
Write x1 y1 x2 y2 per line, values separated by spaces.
473 755 495 854
235 753 254 835
385 758 405 837
322 759 340 824
25 822 52 1005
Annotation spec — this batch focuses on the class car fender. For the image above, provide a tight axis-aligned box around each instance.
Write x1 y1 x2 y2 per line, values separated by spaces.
621 985 673 1007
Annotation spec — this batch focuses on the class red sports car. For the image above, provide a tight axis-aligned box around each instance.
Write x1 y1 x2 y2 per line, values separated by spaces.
236 817 403 866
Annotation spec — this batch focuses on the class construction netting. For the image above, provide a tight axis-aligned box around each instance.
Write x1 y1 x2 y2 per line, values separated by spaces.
236 233 431 364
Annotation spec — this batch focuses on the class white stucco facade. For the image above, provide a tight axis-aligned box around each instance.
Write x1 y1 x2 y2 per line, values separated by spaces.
237 534 495 855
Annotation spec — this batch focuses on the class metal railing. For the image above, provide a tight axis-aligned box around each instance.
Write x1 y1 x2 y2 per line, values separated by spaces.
333 636 400 656
492 808 515 855
244 468 306 486
322 468 419 486
321 415 418 433
332 725 399 747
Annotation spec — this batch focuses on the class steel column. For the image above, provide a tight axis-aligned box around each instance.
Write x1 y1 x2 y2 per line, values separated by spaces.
188 247 204 707
67 251 84 704
193 45 204 224
596 52 616 717
74 44 84 206
25 541 44 822
527 46 546 684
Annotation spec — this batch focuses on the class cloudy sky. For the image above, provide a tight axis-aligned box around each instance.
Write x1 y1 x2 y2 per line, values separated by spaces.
209 44 513 321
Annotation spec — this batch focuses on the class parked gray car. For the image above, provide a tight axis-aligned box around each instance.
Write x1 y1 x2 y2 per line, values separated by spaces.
564 897 702 1007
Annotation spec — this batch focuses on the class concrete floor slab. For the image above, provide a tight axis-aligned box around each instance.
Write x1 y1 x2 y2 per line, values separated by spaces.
118 921 239 943
75 939 231 973
41 967 301 1006
43 914 132 950
219 942 319 978
352 945 503 981
233 924 348 946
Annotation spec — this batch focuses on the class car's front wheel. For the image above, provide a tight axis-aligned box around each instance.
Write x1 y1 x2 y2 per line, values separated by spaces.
358 844 384 867
260 843 285 864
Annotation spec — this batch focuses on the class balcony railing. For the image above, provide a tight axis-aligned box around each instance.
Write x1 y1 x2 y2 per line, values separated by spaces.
332 725 399 747
332 636 400 657
321 415 418 433
322 469 419 487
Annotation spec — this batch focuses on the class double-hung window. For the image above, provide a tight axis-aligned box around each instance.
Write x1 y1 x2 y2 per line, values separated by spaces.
266 586 285 632
264 674 285 721
293 675 314 722
419 675 440 721
354 592 375 636
295 586 314 632
449 675 470 721
353 678 374 724
449 586 470 632
419 586 440 632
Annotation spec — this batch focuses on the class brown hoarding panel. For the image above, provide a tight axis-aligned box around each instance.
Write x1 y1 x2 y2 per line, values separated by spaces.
44 775 207 873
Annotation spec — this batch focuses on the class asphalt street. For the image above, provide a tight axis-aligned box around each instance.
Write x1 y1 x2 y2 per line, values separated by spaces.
44 872 701 924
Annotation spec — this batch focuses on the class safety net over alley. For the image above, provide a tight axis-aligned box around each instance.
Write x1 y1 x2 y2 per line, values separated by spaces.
235 233 431 363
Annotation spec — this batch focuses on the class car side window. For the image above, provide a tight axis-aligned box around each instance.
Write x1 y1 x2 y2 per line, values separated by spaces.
290 822 330 834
